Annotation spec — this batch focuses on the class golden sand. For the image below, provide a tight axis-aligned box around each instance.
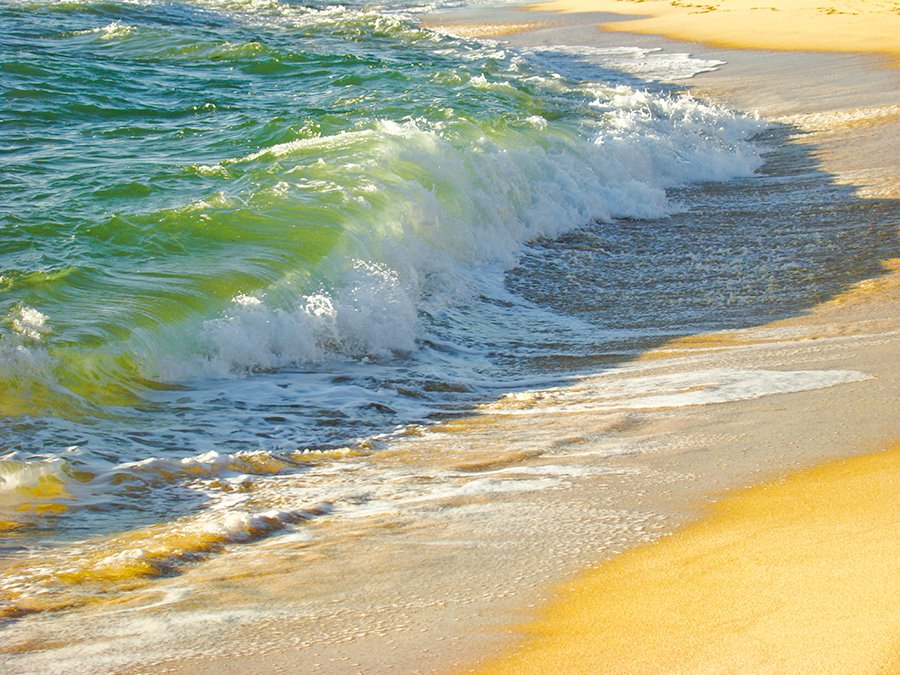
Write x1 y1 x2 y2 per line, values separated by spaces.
820 257 900 306
526 0 900 63
478 444 900 673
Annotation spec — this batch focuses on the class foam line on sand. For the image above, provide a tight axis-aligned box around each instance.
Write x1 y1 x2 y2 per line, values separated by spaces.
477 442 900 673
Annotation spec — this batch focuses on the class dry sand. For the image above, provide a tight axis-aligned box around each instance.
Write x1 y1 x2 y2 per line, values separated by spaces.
480 444 900 674
526 0 900 63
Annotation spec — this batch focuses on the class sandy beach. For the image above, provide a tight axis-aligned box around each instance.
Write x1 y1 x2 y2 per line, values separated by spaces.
1 2 897 673
446 2 900 671
480 445 899 673
153 9 899 669
526 0 900 63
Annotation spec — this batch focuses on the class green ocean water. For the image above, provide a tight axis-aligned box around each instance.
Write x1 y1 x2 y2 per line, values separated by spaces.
1 0 896 630
1 0 760 452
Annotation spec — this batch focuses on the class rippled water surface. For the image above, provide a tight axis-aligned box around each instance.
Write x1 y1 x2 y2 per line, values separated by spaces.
1 0 896 624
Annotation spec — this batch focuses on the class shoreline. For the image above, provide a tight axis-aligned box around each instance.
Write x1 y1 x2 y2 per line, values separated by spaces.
431 3 900 672
524 0 900 65
2 4 897 674
152 21 899 667
426 1 900 202
479 442 900 673
154 7 900 674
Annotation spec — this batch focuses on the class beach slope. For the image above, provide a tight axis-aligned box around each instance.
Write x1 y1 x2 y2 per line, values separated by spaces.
526 0 900 63
463 2 900 672
479 444 900 674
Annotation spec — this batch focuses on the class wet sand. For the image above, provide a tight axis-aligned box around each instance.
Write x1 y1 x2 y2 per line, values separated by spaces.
154 84 897 673
447 3 900 672
480 444 900 674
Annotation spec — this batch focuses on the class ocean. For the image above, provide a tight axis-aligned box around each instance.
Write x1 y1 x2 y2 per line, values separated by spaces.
1 0 897 665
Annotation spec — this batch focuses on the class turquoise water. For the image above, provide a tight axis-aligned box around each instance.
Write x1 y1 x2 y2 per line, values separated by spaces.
3 0 895 627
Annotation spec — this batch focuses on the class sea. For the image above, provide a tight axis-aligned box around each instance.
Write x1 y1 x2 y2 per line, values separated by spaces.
1 0 897 667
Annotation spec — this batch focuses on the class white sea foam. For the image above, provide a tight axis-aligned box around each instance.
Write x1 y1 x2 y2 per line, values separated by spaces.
168 95 762 377
528 45 726 83
10 305 49 340
115 449 295 483
70 20 136 39
0 454 68 494
0 306 53 380
196 262 417 375
400 475 564 504
489 368 870 414
610 368 870 409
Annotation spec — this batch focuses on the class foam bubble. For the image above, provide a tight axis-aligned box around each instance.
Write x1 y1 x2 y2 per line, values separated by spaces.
0 453 85 523
528 45 726 83
10 306 49 341
181 261 418 376
117 449 294 482
615 369 870 409
0 307 54 389
0 454 69 495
